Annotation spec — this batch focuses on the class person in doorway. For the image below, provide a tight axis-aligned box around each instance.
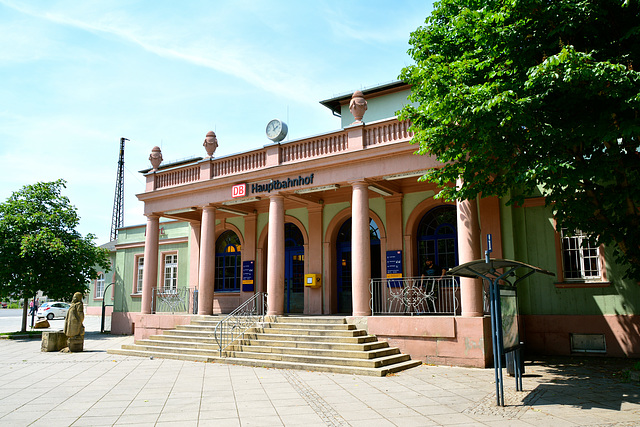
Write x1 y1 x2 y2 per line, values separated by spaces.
421 259 446 312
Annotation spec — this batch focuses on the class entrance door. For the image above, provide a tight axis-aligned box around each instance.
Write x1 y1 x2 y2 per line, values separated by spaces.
284 223 304 313
285 248 304 313
336 218 381 314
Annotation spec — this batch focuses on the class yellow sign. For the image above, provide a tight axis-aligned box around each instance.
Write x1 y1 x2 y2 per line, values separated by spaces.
386 273 402 279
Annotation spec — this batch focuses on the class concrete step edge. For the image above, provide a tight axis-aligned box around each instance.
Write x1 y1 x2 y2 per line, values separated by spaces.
106 348 222 363
238 338 389 351
225 350 411 368
228 344 400 359
122 344 222 357
220 357 420 377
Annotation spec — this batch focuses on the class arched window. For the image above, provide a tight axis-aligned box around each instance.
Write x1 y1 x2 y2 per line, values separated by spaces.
337 218 380 243
285 222 304 248
215 230 241 292
417 206 458 274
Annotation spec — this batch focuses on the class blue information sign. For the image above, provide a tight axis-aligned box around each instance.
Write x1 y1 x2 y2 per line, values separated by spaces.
386 250 403 287
242 260 255 292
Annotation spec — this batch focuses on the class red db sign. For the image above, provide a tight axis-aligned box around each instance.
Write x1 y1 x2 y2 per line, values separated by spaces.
232 183 246 198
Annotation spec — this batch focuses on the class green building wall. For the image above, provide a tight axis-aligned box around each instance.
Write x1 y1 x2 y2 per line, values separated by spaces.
501 202 640 317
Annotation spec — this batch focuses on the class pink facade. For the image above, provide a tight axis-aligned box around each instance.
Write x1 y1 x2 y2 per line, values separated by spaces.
113 84 504 367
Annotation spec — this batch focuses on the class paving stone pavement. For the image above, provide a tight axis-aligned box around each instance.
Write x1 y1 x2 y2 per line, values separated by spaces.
0 322 639 426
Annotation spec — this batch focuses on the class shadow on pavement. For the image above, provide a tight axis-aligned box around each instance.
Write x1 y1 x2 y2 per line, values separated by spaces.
523 356 640 411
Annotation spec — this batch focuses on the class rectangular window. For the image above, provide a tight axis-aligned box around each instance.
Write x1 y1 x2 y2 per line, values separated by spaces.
136 256 144 294
164 254 178 292
96 273 105 299
561 229 601 280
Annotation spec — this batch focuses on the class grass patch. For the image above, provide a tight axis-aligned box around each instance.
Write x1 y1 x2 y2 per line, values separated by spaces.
0 331 43 338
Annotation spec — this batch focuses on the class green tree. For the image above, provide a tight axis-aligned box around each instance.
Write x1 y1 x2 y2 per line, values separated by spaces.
399 0 640 278
0 180 110 331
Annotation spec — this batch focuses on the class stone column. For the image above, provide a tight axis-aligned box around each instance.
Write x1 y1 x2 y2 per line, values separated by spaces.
141 215 160 314
267 195 285 315
198 206 216 315
456 183 483 317
351 181 371 316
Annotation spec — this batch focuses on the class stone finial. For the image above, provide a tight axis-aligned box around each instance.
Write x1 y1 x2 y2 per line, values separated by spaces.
149 146 163 170
203 131 218 157
349 90 367 124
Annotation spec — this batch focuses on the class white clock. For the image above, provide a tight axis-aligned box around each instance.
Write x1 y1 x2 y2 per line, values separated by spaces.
266 119 288 142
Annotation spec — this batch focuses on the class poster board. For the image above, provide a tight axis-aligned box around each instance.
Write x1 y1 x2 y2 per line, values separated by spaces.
499 286 520 353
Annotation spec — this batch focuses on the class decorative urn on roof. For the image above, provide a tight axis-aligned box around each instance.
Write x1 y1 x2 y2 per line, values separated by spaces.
349 90 367 124
203 131 218 157
149 146 163 170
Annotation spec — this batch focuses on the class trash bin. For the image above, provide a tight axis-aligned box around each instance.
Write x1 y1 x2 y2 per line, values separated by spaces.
505 346 525 377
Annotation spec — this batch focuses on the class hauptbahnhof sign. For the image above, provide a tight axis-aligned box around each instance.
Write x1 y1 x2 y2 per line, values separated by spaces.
232 174 316 198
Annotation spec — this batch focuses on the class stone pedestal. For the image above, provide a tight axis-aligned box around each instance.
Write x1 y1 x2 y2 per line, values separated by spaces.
41 331 67 352
67 336 84 352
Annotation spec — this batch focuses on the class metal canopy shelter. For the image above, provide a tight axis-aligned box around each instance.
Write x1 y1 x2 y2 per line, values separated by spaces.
447 258 554 406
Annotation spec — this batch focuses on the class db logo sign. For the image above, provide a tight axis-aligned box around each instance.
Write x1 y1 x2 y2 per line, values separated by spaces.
232 183 246 198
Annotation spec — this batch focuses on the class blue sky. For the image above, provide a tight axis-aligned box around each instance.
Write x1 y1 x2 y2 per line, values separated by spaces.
0 0 434 244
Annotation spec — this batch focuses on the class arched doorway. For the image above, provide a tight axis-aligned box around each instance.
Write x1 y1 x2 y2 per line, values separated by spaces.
284 223 304 313
417 205 458 273
336 218 381 314
215 230 242 292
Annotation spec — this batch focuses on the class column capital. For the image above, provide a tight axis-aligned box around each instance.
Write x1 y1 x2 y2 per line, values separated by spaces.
349 180 368 188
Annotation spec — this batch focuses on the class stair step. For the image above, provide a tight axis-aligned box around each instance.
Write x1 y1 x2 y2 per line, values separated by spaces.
252 327 366 337
135 339 222 351
264 322 356 331
272 316 347 325
225 350 410 368
109 315 420 376
107 347 220 363
228 344 400 360
123 343 222 357
243 332 377 344
222 357 422 377
239 338 389 352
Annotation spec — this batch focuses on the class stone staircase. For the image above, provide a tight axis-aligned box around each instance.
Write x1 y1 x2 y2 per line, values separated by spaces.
108 316 421 376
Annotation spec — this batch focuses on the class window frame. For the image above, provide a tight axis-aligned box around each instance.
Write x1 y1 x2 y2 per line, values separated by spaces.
162 252 178 293
132 254 144 296
554 226 609 288
215 230 242 293
95 272 105 300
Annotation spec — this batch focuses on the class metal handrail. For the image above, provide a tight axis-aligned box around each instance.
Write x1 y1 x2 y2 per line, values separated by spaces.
214 292 268 356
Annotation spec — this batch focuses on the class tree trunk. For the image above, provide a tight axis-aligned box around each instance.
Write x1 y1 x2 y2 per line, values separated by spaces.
21 297 28 333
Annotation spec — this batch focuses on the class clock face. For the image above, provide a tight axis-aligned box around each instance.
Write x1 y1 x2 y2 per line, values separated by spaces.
266 119 287 142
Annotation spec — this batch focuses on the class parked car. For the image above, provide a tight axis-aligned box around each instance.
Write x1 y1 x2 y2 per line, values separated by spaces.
1 302 7 308
37 302 71 320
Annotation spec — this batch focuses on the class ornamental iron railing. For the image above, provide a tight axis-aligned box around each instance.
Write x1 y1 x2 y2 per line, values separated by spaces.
214 292 268 356
370 277 461 316
151 287 196 314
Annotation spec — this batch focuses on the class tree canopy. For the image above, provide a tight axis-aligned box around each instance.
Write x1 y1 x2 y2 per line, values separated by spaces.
0 180 111 303
399 0 640 279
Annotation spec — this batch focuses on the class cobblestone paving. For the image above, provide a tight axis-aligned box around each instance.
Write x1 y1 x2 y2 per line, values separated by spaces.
463 387 544 418
282 369 349 427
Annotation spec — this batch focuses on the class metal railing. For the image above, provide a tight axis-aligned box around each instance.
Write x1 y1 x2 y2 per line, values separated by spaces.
370 277 461 316
214 292 268 356
151 287 196 314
